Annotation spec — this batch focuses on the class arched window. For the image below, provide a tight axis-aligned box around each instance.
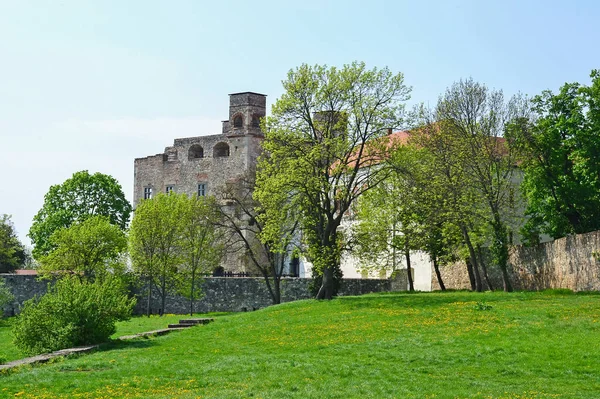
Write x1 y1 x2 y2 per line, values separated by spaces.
188 144 204 160
251 115 260 128
233 115 243 128
213 142 230 157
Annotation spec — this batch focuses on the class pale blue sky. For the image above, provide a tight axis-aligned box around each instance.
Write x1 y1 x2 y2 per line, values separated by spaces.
1 0 599 246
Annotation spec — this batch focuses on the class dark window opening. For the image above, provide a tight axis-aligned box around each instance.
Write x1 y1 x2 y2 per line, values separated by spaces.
290 256 300 277
144 187 152 199
198 183 207 196
251 115 260 128
233 115 243 128
213 142 230 157
188 144 204 160
165 186 174 194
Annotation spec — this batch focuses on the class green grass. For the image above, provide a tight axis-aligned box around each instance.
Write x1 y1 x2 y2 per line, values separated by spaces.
0 312 228 363
1 291 600 398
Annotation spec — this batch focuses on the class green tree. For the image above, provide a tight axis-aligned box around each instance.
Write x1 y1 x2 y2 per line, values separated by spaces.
179 195 223 316
218 172 299 305
256 62 410 299
0 215 27 273
29 170 131 259
38 215 127 282
12 275 134 355
511 70 600 240
353 144 460 291
417 80 527 292
129 193 184 316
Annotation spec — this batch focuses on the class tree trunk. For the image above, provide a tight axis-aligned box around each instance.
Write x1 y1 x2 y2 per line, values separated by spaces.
491 216 513 292
432 255 446 291
316 265 334 300
273 276 281 305
465 259 476 291
190 270 195 316
476 245 494 291
405 243 414 292
460 224 482 292
146 277 152 317
160 273 166 317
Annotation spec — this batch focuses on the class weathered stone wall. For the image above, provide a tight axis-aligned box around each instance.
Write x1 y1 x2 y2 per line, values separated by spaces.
133 277 394 315
431 230 600 291
1 275 396 316
509 231 600 291
0 275 50 316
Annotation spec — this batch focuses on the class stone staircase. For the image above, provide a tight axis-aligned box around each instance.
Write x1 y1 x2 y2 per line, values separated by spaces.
167 318 214 329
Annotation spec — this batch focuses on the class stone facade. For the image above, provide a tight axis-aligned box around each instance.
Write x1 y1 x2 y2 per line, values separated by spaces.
1 275 399 316
133 92 266 273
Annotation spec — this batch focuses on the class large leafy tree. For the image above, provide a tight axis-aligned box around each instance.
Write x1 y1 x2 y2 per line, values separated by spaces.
256 62 410 299
219 172 299 305
38 215 127 282
417 80 527 292
129 193 185 316
353 144 461 291
0 215 27 273
512 70 600 240
179 195 223 315
29 170 131 259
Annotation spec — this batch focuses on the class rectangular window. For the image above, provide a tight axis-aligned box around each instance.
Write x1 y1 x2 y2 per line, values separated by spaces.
143 187 152 199
197 183 206 196
165 185 174 194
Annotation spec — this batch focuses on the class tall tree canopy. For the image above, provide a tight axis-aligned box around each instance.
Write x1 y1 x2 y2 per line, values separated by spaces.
129 193 185 316
256 61 410 299
29 170 131 259
512 70 600 240
218 171 299 305
415 80 528 292
0 214 27 273
38 215 128 282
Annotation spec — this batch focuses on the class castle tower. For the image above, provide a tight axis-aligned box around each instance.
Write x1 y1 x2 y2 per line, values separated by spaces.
222 92 266 136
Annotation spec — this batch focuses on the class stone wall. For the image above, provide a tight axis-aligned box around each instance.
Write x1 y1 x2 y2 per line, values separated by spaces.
0 275 50 316
431 230 600 291
133 277 394 315
509 231 600 291
1 275 396 316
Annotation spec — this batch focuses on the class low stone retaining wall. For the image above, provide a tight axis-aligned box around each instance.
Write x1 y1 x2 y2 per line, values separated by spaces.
132 277 393 314
431 230 600 291
1 275 397 316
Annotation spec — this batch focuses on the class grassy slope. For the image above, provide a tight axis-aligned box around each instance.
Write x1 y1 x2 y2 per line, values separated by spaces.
0 291 599 398
0 313 228 364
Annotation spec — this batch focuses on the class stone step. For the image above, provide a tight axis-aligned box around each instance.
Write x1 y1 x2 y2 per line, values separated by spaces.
179 318 214 325
167 323 195 328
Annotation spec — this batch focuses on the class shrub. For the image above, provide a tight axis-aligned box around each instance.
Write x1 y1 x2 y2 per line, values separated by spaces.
13 276 135 355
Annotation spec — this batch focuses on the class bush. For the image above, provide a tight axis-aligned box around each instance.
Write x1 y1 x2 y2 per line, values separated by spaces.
13 276 135 355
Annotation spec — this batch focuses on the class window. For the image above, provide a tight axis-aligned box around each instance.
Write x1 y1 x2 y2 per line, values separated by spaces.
188 144 204 160
233 115 243 128
213 142 230 157
165 185 174 194
143 187 152 199
251 115 260 128
198 183 207 196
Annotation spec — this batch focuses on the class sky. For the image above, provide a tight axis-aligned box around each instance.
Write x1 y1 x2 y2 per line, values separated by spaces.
1 0 599 247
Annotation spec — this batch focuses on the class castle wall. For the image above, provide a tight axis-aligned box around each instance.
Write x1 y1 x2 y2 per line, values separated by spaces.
1 275 396 316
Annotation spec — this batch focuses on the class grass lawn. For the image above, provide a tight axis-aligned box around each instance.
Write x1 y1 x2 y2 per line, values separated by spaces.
1 291 599 398
0 313 228 364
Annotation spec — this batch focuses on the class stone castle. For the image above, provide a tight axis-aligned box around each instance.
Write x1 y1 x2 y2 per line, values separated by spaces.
134 92 266 204
133 92 268 273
